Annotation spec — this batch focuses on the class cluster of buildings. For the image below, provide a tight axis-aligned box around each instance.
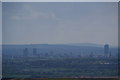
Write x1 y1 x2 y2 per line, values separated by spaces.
89 44 112 58
23 44 112 58
23 48 37 57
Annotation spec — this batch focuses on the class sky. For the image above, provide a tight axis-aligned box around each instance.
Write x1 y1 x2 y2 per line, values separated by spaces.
0 2 2 79
0 2 1 45
2 2 118 46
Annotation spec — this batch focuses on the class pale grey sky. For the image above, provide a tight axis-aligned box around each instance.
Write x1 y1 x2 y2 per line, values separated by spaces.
0 2 1 43
2 2 118 46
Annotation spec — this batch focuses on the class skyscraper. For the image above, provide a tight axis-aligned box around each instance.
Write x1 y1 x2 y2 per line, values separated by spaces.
104 44 109 57
23 48 29 57
33 48 37 56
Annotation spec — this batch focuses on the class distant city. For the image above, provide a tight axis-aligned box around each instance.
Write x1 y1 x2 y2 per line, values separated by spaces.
21 44 115 59
2 43 118 78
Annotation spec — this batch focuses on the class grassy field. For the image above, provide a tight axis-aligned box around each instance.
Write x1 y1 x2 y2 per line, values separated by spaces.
1 78 120 80
2 57 118 78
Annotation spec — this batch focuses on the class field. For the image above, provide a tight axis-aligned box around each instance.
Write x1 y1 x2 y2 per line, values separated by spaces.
2 57 118 78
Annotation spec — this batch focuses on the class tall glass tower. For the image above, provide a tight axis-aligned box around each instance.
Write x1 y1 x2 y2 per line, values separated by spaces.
104 44 109 57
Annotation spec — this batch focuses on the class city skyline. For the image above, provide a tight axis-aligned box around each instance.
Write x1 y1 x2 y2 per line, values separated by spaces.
2 2 118 46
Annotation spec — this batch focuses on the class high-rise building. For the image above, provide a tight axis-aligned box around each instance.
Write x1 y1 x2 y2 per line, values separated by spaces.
23 48 29 57
104 44 109 57
109 51 112 58
33 48 37 56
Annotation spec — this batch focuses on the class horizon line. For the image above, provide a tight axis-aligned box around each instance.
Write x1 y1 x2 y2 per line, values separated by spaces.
1 43 118 46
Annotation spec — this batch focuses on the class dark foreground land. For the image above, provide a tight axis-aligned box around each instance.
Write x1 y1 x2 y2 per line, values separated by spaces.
1 78 120 80
2 57 118 78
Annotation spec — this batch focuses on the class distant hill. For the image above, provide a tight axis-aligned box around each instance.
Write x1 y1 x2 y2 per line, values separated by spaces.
2 43 117 48
64 43 104 47
2 43 118 57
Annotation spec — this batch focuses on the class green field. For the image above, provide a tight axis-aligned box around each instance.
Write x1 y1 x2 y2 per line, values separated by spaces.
2 57 118 78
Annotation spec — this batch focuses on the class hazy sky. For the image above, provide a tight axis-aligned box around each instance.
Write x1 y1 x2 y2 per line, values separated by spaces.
0 2 1 45
2 2 118 45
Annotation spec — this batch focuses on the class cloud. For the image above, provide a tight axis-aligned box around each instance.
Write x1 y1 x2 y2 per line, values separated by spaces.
12 5 56 20
12 11 56 20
